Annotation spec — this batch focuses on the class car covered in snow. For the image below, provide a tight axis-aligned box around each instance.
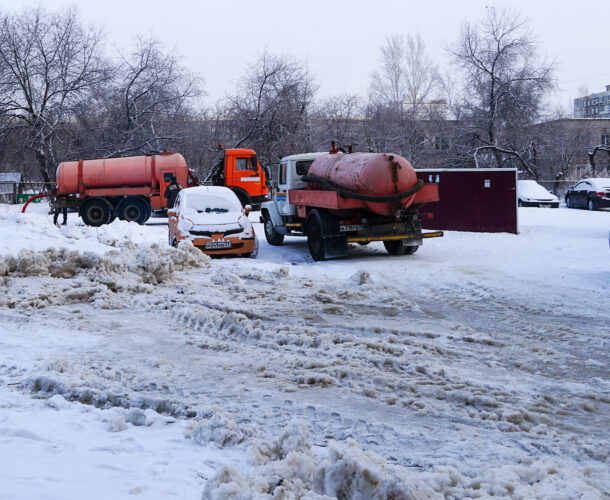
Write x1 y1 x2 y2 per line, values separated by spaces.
167 186 258 256
564 178 610 211
517 180 559 208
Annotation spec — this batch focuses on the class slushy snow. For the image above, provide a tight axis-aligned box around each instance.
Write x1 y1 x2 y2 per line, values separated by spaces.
0 201 608 499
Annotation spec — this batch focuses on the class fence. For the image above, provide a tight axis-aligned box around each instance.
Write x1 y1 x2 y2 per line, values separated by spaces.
0 182 55 204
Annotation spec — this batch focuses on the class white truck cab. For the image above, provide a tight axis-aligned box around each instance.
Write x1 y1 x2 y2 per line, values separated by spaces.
261 152 329 240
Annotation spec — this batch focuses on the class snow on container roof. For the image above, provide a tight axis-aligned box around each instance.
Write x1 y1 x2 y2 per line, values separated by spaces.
0 172 22 194
0 172 22 182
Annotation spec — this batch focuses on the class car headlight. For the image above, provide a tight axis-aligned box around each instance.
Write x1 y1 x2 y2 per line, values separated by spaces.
178 217 194 232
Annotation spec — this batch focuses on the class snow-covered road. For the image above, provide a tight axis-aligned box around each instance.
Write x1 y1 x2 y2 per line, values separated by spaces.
0 203 608 498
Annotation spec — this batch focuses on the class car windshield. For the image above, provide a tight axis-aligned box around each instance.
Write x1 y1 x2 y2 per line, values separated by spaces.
184 194 240 213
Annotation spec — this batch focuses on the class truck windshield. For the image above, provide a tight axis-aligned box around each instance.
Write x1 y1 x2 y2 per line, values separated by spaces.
296 160 313 176
184 195 240 213
250 156 260 172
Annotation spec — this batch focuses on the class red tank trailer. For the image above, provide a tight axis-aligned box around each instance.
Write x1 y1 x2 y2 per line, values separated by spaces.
52 153 198 226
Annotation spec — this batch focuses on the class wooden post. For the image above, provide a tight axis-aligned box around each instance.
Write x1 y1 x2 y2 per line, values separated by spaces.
12 182 17 204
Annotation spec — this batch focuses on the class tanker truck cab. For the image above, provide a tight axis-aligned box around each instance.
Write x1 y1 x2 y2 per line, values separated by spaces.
206 148 270 208
261 152 329 240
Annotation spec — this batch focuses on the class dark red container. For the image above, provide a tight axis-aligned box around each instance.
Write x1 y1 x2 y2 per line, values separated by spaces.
416 168 518 234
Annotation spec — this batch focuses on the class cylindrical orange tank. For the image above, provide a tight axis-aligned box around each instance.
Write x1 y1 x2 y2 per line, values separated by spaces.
55 153 188 195
307 152 419 215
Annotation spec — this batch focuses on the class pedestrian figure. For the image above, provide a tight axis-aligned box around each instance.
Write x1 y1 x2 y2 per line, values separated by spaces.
53 202 68 226
552 172 563 196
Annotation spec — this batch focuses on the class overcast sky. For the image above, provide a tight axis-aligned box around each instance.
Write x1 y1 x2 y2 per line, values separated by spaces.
2 0 608 112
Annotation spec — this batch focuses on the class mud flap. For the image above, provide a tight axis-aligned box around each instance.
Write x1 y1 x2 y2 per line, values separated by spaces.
322 234 348 259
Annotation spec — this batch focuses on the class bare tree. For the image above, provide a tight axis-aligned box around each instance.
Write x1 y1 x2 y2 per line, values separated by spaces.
312 93 362 150
450 7 555 175
224 51 317 165
367 34 442 163
95 37 202 158
0 7 109 182
370 34 439 115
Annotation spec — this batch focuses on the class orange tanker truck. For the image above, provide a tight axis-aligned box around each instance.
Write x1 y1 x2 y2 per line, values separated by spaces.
49 152 198 226
30 148 269 227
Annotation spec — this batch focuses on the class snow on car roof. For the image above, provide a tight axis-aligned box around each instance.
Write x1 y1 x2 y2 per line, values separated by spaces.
584 178 610 189
517 180 556 199
180 185 241 204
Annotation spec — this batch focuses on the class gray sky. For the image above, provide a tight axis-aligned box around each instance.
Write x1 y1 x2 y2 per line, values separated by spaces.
2 0 608 111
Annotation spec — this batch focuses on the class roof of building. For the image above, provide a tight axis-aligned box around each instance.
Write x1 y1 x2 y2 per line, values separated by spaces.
0 173 22 183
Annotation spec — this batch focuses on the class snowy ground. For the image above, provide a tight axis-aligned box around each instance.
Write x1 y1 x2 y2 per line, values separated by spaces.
0 202 608 499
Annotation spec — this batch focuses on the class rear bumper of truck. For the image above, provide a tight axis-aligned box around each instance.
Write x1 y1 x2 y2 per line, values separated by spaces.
347 230 443 244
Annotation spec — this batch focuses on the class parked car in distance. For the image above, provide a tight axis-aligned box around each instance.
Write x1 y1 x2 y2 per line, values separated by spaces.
167 186 258 257
517 180 559 208
564 178 610 211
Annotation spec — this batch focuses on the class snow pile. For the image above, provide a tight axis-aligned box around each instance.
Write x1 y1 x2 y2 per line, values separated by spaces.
0 205 168 256
249 420 311 464
418 457 606 498
188 408 250 448
0 240 210 308
314 439 439 500
203 422 438 500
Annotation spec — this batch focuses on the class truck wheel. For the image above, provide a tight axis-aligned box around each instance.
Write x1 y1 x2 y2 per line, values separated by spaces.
306 214 326 261
119 197 149 224
383 240 407 256
80 198 111 227
404 245 419 255
263 213 284 246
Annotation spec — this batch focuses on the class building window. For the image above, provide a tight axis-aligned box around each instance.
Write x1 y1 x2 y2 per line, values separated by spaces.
434 136 450 150
601 133 610 146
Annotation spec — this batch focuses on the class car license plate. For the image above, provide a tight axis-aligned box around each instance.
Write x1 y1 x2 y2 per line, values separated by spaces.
340 224 365 232
540 204 550 208
205 241 232 249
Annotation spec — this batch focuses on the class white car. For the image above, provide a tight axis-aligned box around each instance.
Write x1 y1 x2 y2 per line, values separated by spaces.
517 180 559 208
167 186 258 257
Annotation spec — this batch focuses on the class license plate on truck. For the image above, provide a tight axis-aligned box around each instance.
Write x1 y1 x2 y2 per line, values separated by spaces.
340 224 365 232
205 241 232 249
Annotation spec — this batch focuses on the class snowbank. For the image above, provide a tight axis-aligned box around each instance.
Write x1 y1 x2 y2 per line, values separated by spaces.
0 240 210 308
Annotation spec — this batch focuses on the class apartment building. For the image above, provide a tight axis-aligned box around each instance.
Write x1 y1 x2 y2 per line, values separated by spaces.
574 85 610 118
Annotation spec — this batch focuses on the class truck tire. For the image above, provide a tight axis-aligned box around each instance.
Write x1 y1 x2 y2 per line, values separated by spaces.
404 245 419 255
263 212 284 246
80 198 111 227
306 212 326 261
119 197 150 224
384 239 418 256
